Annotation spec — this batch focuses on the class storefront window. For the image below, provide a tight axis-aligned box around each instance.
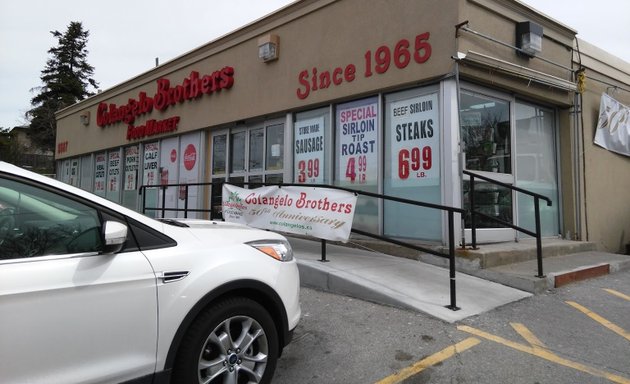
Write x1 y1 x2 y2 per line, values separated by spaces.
142 142 160 218
94 152 107 197
249 128 264 170
230 131 246 173
265 124 284 171
212 135 226 174
515 102 559 237
294 109 329 184
80 155 92 192
335 97 379 233
122 145 139 210
384 87 441 240
460 92 511 173
460 91 513 229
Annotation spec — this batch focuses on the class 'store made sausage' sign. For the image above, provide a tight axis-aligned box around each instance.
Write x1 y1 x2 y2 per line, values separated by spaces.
222 184 357 242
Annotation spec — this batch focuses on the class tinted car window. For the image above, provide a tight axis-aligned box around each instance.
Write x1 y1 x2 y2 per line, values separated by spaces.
0 177 102 259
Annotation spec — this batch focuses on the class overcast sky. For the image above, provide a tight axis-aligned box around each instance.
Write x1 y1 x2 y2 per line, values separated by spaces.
1 0 628 129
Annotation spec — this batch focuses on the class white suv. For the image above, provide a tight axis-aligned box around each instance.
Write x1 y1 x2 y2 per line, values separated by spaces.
0 161 301 384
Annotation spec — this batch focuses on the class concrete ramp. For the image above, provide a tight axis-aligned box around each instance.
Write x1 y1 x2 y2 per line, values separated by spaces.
289 237 531 323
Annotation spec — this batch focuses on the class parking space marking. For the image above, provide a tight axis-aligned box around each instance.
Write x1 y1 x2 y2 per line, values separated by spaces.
565 301 630 342
511 322 546 350
458 325 630 384
604 289 630 302
374 337 481 384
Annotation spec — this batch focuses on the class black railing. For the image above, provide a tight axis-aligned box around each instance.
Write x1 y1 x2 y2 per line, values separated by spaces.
139 181 466 311
464 170 552 277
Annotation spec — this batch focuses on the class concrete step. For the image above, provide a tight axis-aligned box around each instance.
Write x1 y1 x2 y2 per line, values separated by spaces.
347 237 599 269
452 238 598 268
340 236 630 294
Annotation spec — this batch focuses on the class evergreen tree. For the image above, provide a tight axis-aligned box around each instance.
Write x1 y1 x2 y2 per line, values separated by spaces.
26 21 98 153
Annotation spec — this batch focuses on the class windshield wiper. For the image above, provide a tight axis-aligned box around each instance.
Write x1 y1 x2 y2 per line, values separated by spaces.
157 218 190 227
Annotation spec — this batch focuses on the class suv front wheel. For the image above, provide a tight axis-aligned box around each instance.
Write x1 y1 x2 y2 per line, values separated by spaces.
173 297 279 384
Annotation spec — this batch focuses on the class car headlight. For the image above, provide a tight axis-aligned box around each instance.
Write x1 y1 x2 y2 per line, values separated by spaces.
246 239 294 262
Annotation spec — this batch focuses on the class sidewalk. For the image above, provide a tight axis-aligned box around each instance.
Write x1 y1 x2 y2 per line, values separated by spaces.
288 237 532 323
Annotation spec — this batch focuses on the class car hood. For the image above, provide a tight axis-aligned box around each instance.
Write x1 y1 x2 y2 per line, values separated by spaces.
161 218 287 244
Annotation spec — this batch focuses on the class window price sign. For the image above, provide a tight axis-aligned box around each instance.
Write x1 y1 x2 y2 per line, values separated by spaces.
143 142 159 186
94 152 107 193
107 151 121 192
294 116 325 183
124 145 139 191
337 100 378 185
390 92 439 187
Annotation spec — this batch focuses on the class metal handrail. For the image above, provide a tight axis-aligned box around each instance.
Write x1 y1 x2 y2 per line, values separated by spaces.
139 181 465 311
463 170 552 277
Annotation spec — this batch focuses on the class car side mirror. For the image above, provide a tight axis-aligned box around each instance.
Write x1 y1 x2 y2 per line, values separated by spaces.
103 221 128 254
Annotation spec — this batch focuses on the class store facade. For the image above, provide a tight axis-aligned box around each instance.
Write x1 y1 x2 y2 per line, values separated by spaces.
55 0 630 253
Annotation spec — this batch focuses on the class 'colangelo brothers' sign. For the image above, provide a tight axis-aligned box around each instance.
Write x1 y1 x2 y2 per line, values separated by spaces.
96 66 234 141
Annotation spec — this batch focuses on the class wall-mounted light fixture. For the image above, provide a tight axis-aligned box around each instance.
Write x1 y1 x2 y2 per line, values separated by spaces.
80 111 90 126
258 34 279 63
516 21 543 58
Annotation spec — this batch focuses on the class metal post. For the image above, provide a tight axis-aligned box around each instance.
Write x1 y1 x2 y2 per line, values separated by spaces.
447 211 460 311
161 185 167 218
184 185 189 218
320 239 329 262
141 187 147 214
534 197 544 277
469 175 478 249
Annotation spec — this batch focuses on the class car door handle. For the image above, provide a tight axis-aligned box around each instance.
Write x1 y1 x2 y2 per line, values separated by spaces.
158 271 189 283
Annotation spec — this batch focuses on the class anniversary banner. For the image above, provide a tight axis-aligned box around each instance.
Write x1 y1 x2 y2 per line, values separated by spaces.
222 184 357 242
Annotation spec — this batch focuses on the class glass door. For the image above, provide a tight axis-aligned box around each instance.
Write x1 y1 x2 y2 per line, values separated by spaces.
460 90 515 243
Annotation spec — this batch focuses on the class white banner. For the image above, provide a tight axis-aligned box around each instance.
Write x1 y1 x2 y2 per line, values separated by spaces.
222 184 357 242
595 93 630 157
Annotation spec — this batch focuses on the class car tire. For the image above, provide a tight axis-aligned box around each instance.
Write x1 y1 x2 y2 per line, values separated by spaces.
172 296 279 384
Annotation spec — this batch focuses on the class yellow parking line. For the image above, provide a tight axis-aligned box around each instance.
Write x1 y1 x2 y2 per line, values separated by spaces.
374 337 481 384
604 289 630 302
458 325 630 384
511 322 546 349
566 301 630 342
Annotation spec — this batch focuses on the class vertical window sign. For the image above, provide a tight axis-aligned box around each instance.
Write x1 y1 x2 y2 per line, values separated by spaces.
390 93 439 187
124 146 139 190
337 99 378 185
69 158 79 186
159 137 180 218
143 142 159 186
94 152 107 194
107 150 121 192
294 116 325 183
178 132 201 218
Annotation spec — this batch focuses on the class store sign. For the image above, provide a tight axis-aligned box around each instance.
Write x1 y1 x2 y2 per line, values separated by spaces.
296 32 431 99
96 66 235 141
222 184 357 242
294 116 325 183
595 93 630 157
390 92 439 187
337 100 378 185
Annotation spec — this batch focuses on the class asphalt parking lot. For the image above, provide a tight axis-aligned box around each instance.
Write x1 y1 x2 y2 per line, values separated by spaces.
274 269 630 384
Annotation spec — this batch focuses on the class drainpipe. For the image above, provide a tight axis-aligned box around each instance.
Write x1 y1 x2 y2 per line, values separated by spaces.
572 83 582 240
452 53 466 248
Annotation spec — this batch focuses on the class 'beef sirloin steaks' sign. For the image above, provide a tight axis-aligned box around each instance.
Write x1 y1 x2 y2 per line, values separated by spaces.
222 184 357 242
